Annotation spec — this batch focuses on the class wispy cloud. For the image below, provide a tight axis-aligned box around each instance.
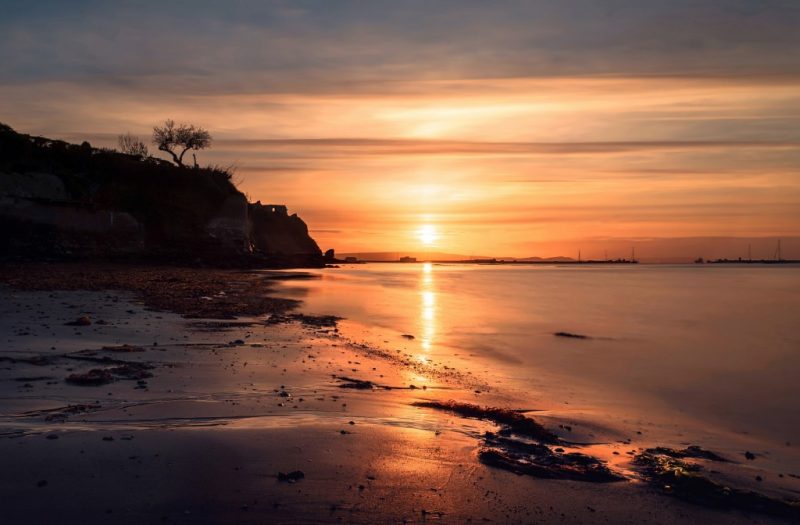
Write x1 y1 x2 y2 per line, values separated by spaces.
1 1 799 256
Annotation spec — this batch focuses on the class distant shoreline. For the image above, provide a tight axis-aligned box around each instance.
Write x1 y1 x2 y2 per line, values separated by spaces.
338 259 800 266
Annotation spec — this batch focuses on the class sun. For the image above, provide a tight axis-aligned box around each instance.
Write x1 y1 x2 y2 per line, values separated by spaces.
417 224 438 246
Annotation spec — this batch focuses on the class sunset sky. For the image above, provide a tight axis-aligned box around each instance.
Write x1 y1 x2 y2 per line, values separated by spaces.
1 1 799 260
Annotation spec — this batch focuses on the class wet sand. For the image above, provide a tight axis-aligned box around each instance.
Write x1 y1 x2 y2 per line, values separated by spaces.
0 264 798 524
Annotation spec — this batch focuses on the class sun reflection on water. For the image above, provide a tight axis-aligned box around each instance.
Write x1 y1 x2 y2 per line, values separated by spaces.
419 262 436 357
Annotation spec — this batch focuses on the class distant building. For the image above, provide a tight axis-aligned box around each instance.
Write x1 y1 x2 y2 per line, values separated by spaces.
399 256 417 262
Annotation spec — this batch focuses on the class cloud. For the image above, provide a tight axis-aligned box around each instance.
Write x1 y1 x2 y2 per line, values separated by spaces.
216 138 800 155
2 1 799 256
2 1 800 89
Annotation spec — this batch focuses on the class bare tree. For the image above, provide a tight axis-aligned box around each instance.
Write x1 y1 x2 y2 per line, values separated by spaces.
117 132 149 158
152 119 212 167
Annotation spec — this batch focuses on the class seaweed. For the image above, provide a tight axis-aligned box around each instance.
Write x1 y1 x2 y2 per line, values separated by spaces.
65 369 114 386
267 313 341 328
335 376 382 389
633 450 800 519
413 400 559 443
101 344 145 353
479 432 624 482
645 445 729 462
554 332 590 339
65 361 154 385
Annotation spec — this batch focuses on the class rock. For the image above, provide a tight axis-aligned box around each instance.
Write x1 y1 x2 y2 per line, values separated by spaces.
108 363 154 380
0 171 68 201
65 316 91 327
277 470 305 483
205 193 250 253
66 369 113 386
249 202 322 263
101 344 144 353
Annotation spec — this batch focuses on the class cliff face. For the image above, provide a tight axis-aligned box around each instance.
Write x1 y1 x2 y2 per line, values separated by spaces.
0 124 323 267
249 202 322 266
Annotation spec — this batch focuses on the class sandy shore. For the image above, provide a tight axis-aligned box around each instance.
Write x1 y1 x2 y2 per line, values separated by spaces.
0 264 798 524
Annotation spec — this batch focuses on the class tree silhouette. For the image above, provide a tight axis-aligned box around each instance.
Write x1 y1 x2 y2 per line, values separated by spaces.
152 119 212 167
117 132 149 158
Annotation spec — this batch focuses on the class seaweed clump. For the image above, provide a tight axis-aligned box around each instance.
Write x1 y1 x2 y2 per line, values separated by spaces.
414 400 623 482
267 313 341 328
645 445 729 462
65 369 113 386
554 332 590 339
335 376 384 390
479 432 624 482
634 448 800 519
412 400 559 443
65 361 154 386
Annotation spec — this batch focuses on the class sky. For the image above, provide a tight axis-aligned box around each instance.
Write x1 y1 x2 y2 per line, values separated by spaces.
1 0 799 260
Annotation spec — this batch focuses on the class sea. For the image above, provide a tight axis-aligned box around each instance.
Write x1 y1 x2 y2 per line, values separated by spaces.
270 262 800 469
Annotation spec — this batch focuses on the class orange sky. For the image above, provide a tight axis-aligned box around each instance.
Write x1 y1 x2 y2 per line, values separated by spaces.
2 2 799 259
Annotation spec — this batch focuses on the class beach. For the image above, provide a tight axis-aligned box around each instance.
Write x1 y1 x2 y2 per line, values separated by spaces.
1 263 799 524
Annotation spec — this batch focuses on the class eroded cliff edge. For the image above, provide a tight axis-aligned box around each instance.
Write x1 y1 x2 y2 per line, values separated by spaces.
0 123 323 267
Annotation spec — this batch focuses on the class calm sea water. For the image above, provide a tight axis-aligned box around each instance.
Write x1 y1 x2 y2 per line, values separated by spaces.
272 263 800 453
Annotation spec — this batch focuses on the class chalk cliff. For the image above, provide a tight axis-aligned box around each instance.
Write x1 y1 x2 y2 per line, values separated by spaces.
0 123 323 267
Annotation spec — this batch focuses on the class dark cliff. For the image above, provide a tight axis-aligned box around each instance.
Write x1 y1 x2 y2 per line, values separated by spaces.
249 203 322 267
0 123 322 267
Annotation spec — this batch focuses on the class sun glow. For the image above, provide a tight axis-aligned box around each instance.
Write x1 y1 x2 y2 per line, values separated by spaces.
417 224 438 246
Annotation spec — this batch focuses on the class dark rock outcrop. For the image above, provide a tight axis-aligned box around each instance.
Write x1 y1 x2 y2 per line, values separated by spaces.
248 201 321 266
206 193 250 254
0 123 323 267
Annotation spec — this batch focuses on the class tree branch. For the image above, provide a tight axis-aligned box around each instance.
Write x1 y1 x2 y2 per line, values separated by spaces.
159 144 182 166
178 146 191 166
